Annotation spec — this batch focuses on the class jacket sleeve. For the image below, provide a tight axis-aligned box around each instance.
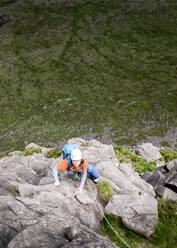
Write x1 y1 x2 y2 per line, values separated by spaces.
80 172 87 188
57 159 69 170
52 166 58 180
53 159 69 180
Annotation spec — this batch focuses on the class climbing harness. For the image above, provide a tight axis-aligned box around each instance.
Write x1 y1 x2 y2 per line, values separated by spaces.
87 180 131 248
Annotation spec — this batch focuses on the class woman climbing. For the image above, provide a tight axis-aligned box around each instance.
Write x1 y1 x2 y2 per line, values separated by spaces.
52 147 100 194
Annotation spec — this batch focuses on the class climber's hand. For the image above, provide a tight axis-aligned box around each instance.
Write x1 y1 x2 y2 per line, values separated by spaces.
54 178 61 187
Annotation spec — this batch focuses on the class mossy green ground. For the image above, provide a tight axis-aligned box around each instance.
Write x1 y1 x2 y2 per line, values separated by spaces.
0 0 177 153
114 146 157 173
46 148 62 158
97 181 113 206
160 148 177 162
101 199 177 248
18 147 41 156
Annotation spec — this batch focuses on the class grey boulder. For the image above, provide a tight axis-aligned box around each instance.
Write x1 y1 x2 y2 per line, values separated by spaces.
105 193 158 238
135 143 162 162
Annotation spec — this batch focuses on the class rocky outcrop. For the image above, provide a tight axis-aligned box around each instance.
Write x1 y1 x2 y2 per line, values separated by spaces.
135 143 162 162
105 193 158 238
141 159 177 200
0 195 117 248
73 138 155 197
0 138 159 247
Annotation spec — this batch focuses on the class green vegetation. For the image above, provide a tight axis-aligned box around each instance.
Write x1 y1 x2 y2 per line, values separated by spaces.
0 153 13 159
46 149 62 158
101 214 151 248
19 147 41 156
0 0 177 153
159 140 170 148
160 148 177 162
134 161 156 173
80 143 88 147
97 181 113 206
8 185 20 197
150 199 177 248
114 146 142 162
114 146 156 173
101 199 177 248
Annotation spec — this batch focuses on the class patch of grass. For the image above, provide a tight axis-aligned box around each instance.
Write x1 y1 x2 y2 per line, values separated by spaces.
150 199 177 248
80 143 88 147
101 214 151 248
0 153 13 159
114 146 156 173
19 147 41 156
46 149 62 158
0 0 177 152
114 146 142 162
120 159 129 163
144 126 167 138
97 181 113 206
8 185 20 197
115 137 137 147
159 140 170 148
159 157 166 163
101 199 177 248
115 146 135 158
159 148 177 162
134 161 156 173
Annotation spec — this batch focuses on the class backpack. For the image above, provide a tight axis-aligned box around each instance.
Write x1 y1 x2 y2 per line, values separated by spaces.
62 144 83 179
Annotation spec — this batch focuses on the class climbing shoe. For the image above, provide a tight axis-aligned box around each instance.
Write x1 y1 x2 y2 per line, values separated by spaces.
92 178 99 184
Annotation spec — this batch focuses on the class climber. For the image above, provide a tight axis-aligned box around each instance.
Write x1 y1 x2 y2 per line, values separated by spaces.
52 148 100 194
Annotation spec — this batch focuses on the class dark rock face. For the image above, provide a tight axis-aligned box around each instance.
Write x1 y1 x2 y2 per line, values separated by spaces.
142 170 165 190
141 159 177 199
0 195 42 248
0 15 9 27
165 160 177 193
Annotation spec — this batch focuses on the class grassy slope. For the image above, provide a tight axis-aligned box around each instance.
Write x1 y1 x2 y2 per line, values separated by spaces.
0 0 177 153
101 199 177 248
